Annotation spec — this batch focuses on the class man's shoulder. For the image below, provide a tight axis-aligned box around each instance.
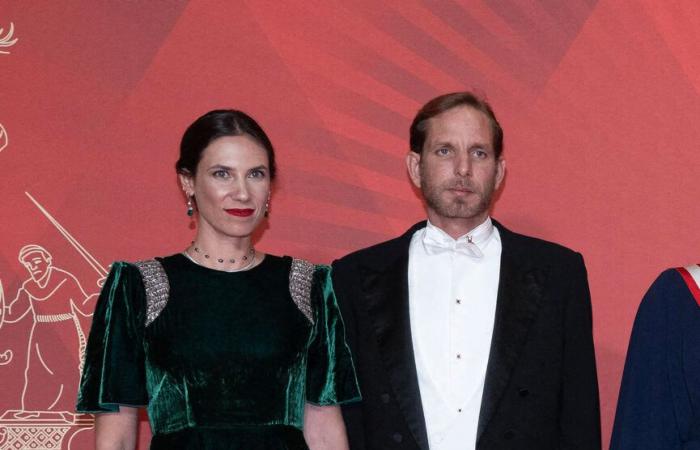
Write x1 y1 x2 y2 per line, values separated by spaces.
333 221 425 271
333 234 407 268
496 221 583 265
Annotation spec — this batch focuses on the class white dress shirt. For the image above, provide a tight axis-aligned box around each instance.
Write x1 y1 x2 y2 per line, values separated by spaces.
408 217 501 449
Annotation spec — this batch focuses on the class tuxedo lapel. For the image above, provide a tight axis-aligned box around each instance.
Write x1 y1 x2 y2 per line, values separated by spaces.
361 224 430 450
477 222 548 442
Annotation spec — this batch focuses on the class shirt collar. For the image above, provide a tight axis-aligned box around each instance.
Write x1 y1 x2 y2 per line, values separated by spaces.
424 217 495 247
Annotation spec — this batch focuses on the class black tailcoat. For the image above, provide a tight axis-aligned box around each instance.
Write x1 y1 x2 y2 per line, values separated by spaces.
332 220 600 449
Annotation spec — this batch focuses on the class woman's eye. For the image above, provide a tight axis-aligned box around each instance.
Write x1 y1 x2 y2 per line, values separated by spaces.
249 169 266 178
213 169 230 178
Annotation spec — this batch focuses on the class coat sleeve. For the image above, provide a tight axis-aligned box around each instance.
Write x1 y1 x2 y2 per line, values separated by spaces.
559 253 601 449
609 270 682 449
331 258 367 450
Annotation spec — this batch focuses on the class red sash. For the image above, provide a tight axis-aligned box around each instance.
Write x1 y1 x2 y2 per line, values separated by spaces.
676 264 700 306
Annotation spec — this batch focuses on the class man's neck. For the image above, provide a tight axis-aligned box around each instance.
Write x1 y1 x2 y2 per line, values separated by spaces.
426 213 490 240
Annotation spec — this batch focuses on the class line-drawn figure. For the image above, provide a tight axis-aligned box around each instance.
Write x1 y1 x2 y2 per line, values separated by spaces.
0 193 106 449
0 282 11 366
0 122 8 153
0 22 18 54
0 282 10 366
0 349 12 365
0 245 97 417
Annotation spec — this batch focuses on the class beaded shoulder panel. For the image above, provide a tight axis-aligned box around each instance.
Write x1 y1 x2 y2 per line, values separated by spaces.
289 258 315 324
133 259 170 327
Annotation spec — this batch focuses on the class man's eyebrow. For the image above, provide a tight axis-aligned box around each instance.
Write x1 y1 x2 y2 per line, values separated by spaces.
468 142 493 150
431 141 456 148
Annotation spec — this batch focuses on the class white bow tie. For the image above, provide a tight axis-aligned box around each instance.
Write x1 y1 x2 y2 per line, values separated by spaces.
422 230 484 258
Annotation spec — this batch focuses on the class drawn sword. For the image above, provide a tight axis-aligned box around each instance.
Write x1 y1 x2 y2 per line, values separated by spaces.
24 192 108 279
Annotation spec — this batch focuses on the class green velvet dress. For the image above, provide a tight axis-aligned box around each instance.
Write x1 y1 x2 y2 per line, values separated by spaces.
76 254 361 449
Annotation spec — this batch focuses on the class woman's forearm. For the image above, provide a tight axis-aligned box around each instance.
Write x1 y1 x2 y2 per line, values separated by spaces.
95 406 139 450
303 404 349 450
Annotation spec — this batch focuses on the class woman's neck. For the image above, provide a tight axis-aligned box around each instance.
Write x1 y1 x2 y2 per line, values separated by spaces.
186 228 258 271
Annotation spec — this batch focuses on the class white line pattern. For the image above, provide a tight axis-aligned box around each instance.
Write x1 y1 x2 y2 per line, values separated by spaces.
0 22 18 54
0 123 7 153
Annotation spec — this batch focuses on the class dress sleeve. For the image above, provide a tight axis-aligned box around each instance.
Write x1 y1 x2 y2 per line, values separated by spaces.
76 262 148 413
305 265 361 406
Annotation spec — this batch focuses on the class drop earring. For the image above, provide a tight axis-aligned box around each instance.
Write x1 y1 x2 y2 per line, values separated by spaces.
186 196 194 217
264 196 270 218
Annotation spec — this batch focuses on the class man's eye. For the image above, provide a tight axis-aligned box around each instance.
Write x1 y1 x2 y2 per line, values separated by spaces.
213 170 230 178
436 147 450 155
472 149 487 158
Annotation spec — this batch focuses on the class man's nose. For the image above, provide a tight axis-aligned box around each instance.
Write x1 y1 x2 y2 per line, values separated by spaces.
455 151 471 177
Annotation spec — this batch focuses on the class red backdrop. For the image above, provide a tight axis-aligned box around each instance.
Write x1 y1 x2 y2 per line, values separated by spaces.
1 1 699 448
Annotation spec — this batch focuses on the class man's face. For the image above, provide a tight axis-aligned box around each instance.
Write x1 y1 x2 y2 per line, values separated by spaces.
21 251 52 283
406 106 505 232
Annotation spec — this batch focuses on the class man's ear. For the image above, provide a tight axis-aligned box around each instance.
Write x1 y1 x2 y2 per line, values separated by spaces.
406 151 422 189
495 158 506 190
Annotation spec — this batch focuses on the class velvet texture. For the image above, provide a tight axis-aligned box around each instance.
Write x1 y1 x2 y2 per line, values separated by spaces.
77 254 360 447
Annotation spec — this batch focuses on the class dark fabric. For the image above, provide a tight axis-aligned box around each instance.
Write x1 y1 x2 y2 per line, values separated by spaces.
610 269 700 450
77 254 360 447
151 426 309 450
332 220 601 450
76 262 148 411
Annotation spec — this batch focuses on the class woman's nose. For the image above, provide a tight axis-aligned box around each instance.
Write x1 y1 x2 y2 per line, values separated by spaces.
233 178 250 201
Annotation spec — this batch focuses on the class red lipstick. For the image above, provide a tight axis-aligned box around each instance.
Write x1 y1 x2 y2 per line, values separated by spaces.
225 208 254 217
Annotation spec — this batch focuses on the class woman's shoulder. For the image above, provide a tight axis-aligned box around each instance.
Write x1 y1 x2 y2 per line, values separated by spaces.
281 255 331 279
103 257 172 294
260 254 327 270
108 253 179 270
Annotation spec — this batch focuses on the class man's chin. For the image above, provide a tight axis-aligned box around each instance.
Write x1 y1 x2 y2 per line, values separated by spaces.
430 205 485 220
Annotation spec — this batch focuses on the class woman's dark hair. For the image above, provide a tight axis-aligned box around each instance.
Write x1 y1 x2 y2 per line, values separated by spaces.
409 92 503 158
176 109 277 179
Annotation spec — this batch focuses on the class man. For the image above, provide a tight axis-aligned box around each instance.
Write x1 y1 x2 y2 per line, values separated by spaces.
1 245 95 416
332 92 600 449
610 264 700 449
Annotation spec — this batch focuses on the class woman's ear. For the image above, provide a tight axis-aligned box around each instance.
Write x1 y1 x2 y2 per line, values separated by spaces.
178 172 194 197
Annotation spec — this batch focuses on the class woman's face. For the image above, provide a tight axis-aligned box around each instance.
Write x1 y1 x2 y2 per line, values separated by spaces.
180 135 271 241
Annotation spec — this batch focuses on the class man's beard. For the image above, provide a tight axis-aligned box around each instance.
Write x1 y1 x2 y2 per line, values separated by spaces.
421 179 495 220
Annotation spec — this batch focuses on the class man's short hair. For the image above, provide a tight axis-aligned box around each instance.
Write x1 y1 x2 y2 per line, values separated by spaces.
409 91 504 158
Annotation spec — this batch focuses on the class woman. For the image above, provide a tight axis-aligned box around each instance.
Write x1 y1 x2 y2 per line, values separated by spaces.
76 110 360 449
